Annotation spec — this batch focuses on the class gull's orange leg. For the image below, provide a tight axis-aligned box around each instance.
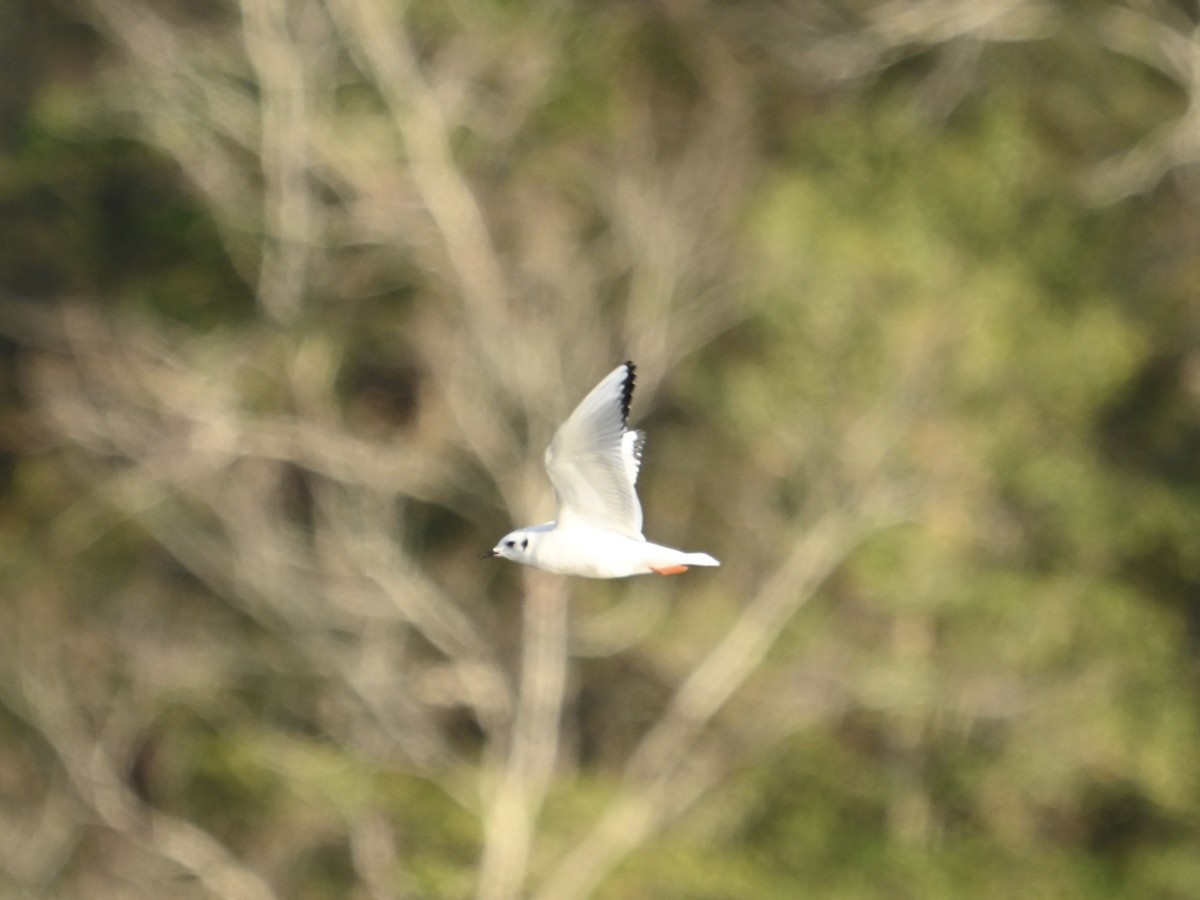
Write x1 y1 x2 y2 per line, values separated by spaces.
650 564 689 575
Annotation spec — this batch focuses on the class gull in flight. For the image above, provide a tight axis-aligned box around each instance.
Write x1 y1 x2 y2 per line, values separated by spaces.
483 361 719 578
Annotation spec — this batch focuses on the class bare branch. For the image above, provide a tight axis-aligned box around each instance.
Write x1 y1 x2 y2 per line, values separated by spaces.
477 574 570 900
1086 5 1200 202
9 638 281 900
239 0 320 320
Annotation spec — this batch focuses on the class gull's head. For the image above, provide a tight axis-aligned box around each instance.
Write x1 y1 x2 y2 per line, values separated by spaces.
482 528 537 565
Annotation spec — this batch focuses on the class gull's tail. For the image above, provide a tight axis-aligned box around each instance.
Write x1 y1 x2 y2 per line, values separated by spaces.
644 543 721 575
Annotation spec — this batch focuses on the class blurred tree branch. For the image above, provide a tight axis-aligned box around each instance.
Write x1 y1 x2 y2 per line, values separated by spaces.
2 600 281 900
1087 3 1200 201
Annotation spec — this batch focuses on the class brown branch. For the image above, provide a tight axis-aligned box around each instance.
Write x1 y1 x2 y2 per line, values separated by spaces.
476 573 570 900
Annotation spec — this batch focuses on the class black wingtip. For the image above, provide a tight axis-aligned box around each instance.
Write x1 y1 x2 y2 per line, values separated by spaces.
620 360 636 424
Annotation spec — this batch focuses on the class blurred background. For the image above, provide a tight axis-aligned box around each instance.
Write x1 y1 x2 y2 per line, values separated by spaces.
2 0 1200 897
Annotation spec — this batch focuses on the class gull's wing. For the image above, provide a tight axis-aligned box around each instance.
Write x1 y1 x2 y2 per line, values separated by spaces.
544 361 646 539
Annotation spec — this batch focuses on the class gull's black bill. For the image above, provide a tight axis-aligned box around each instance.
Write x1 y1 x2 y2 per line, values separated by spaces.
480 549 498 559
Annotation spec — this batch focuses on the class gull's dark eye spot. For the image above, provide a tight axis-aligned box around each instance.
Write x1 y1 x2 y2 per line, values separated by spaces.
521 538 528 550
504 540 515 549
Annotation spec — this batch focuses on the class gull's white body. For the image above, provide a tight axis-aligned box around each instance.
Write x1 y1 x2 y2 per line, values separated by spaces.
486 362 719 579
512 521 718 579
